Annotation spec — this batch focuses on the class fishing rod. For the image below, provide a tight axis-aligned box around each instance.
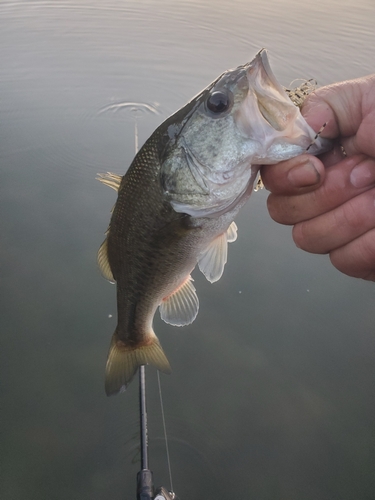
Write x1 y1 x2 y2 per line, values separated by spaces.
136 365 176 500
132 117 176 500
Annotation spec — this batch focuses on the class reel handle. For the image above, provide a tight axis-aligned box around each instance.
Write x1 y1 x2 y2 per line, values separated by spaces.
154 486 176 500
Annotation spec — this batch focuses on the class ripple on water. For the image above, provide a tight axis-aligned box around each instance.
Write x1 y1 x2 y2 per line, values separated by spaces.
98 101 161 118
47 100 164 175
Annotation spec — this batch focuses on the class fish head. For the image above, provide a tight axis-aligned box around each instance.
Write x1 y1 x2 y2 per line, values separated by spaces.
160 49 331 217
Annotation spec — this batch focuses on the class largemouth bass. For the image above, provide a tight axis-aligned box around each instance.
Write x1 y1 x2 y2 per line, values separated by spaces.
98 49 329 396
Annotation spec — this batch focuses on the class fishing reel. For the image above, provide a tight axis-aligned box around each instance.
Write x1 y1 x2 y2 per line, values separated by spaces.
137 469 177 500
154 486 176 500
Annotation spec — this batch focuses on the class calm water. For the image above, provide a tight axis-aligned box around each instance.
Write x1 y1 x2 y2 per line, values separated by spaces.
1 1 375 499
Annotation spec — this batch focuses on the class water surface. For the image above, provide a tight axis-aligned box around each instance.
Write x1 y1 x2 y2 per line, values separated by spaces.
1 1 374 499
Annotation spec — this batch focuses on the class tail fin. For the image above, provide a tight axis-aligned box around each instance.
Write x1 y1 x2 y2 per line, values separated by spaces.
105 331 171 396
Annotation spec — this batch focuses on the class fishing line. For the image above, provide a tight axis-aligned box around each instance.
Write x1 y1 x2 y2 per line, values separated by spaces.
157 371 174 495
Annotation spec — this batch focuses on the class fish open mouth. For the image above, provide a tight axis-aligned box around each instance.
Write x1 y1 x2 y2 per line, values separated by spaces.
246 49 300 132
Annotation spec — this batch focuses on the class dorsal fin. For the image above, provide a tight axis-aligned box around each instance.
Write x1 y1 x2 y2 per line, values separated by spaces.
159 275 199 326
198 222 238 283
96 172 122 191
97 238 115 283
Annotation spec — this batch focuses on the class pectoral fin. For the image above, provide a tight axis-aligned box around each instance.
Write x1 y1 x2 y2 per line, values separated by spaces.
198 222 237 283
159 275 199 326
226 221 238 242
97 238 115 283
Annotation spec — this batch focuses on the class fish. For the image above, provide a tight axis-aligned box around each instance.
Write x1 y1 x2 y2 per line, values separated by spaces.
98 49 330 396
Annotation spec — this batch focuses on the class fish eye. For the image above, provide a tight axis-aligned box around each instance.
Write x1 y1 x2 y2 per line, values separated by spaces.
206 90 232 115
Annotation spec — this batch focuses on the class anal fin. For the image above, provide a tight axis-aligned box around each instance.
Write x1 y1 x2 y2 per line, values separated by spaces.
159 275 199 326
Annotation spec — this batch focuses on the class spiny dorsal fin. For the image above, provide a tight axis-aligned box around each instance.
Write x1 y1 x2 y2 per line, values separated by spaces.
198 222 238 283
159 275 199 326
97 238 115 283
96 172 122 191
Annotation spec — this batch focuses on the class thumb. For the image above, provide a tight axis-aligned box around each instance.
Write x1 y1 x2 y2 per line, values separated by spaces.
301 78 366 139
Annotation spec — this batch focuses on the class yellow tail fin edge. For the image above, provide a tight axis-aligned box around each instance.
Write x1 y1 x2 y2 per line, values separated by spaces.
105 333 171 396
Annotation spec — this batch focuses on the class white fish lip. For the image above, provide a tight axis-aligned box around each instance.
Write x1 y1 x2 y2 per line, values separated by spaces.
245 48 300 133
247 48 285 96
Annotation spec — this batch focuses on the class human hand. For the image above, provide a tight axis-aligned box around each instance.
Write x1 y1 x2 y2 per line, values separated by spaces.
260 75 375 280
